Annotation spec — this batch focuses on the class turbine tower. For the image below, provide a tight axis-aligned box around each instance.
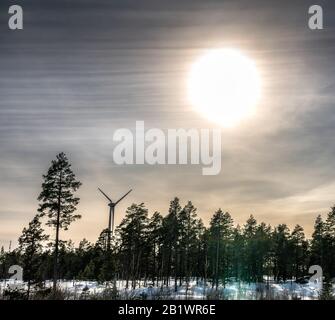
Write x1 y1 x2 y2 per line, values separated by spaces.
98 188 132 249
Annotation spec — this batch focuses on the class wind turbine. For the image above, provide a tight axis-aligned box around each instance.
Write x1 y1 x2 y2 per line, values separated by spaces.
98 188 132 249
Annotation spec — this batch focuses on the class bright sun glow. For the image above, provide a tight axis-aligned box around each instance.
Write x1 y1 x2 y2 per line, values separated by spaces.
188 48 261 127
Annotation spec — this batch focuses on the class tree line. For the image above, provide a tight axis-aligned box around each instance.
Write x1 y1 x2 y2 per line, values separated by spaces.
1 153 335 298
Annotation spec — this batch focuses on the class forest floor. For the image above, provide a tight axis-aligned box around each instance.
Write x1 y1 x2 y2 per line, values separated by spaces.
0 278 329 300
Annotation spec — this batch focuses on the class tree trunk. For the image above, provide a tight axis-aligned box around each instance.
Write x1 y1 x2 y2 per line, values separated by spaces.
53 213 60 292
174 250 178 292
215 236 220 290
53 172 62 292
27 279 31 300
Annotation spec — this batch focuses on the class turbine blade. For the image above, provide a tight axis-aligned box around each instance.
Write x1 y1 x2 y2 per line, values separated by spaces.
98 188 113 202
115 189 132 205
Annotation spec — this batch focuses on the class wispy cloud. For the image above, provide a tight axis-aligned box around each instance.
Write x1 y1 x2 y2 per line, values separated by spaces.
1 0 335 247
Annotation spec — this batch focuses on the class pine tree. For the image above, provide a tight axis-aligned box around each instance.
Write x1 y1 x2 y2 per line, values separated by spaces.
254 222 272 282
272 224 291 281
324 206 335 278
231 225 244 281
290 225 308 280
147 211 163 286
161 198 181 289
117 203 149 289
38 152 82 291
243 215 258 282
178 201 199 289
244 215 257 237
209 209 233 289
94 229 115 282
311 215 325 270
18 215 49 298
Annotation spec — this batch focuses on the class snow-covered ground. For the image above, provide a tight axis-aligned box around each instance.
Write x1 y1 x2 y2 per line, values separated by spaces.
0 278 328 300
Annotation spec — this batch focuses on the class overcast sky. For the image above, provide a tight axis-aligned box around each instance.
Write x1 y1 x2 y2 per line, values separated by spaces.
1 0 335 248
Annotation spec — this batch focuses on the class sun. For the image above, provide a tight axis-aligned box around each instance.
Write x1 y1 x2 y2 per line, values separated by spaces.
188 48 261 127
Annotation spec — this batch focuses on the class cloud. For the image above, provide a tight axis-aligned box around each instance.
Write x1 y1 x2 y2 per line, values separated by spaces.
1 0 335 246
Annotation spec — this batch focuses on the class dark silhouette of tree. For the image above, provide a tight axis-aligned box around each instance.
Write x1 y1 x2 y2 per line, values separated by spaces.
160 197 181 290
231 225 244 281
272 224 291 281
18 215 49 298
290 225 308 280
310 215 325 268
324 206 335 278
178 201 198 287
117 203 149 289
209 209 233 289
37 152 81 292
147 211 163 286
243 215 258 282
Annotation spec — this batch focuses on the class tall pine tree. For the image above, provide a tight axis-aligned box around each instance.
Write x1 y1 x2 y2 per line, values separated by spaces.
209 209 233 289
38 152 82 291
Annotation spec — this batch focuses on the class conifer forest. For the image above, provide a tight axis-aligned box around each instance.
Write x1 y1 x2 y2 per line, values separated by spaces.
1 153 334 300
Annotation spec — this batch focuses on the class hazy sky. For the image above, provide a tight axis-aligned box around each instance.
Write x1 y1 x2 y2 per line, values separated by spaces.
1 0 335 248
